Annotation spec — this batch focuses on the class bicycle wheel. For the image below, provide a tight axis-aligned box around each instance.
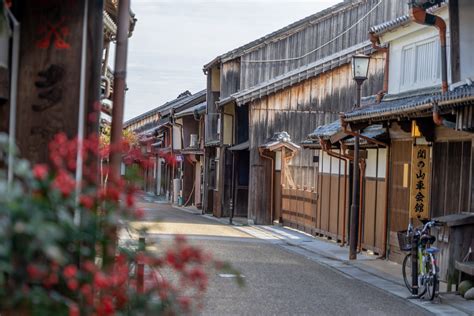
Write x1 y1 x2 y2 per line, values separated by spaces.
402 253 412 292
402 253 427 296
425 259 438 301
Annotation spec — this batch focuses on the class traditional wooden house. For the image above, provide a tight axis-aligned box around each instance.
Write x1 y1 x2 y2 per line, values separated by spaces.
124 90 206 201
339 0 474 281
202 0 407 224
173 101 207 208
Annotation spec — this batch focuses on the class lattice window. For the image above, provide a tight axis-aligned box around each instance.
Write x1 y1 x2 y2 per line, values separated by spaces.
400 37 441 91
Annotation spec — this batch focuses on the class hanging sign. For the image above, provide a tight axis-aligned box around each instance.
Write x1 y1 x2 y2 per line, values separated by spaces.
409 144 430 220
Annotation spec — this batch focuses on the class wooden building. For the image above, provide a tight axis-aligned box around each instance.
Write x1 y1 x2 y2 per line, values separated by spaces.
202 0 407 224
174 101 207 208
124 90 206 201
340 1 474 281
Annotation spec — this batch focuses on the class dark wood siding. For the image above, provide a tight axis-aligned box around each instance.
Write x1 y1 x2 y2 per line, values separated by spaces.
220 59 240 99
247 53 385 224
431 141 472 217
239 0 407 90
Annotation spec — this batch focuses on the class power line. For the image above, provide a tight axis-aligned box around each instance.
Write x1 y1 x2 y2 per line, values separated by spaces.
242 0 384 64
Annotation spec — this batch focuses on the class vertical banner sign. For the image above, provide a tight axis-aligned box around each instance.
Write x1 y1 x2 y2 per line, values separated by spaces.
409 145 430 220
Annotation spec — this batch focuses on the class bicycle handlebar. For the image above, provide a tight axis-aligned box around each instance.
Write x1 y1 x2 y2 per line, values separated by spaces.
407 220 443 236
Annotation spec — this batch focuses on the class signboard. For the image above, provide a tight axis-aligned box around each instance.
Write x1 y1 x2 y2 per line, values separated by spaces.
16 1 102 164
409 145 430 220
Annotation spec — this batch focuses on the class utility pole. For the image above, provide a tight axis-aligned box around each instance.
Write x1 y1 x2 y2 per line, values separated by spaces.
107 0 131 267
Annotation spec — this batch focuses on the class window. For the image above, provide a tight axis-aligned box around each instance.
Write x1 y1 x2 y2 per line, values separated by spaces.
400 38 441 91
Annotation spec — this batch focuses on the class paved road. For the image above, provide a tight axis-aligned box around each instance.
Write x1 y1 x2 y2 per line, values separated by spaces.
131 198 431 316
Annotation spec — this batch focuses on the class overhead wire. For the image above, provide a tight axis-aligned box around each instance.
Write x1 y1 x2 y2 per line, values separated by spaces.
242 0 384 64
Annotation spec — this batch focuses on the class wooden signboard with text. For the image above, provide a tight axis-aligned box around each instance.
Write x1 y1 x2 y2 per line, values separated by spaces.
14 0 102 164
409 145 430 220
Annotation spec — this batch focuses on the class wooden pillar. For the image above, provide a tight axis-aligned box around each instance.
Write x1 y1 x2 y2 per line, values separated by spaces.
14 0 102 164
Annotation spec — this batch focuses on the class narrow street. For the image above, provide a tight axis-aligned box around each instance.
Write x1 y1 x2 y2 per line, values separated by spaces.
132 196 431 316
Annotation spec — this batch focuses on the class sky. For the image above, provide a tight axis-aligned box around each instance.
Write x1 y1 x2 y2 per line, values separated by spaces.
124 0 341 121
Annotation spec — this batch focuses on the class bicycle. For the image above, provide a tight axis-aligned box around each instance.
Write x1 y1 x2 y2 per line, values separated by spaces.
398 219 442 300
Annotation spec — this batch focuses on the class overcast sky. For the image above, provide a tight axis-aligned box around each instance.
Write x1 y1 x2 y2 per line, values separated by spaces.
124 0 341 121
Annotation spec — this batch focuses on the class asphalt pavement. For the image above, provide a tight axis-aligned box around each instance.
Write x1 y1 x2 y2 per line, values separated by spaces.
130 197 432 316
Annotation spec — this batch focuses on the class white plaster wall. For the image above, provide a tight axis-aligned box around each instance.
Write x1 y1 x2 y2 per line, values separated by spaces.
365 148 387 179
319 150 346 175
173 125 182 150
459 0 474 81
382 7 451 94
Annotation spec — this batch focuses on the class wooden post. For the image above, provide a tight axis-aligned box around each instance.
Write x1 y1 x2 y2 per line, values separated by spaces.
137 236 145 293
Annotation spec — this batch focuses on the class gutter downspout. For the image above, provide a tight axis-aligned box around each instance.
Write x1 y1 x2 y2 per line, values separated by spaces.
410 4 453 128
259 148 274 224
370 32 390 103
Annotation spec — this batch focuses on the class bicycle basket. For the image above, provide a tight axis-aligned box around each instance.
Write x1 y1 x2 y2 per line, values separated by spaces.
397 230 413 251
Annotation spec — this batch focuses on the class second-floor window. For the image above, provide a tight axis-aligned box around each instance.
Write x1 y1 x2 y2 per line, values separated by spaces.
400 37 441 91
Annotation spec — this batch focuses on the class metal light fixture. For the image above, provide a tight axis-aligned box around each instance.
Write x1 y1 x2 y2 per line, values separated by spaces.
349 53 370 261
352 54 370 82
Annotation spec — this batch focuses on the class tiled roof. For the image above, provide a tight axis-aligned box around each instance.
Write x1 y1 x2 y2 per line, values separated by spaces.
307 120 341 139
342 85 474 123
124 89 206 128
307 120 385 140
218 41 372 107
260 132 301 151
369 4 447 36
174 101 206 118
369 15 410 36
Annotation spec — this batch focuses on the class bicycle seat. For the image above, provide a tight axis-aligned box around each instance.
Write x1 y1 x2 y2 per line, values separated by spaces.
426 247 439 254
420 234 436 245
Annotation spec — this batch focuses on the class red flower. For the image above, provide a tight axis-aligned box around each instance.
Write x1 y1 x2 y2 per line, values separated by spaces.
97 295 115 315
43 273 59 288
79 195 95 209
69 304 80 316
94 272 109 289
52 170 76 197
67 278 79 291
83 260 97 273
80 284 93 304
32 164 49 180
27 264 45 280
63 264 77 279
134 208 145 219
126 193 135 207
178 296 191 312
